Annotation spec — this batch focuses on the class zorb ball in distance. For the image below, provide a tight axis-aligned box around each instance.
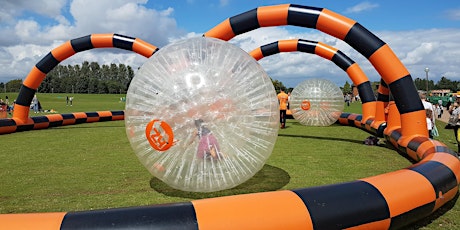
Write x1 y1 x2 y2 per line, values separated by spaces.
125 37 279 192
290 78 344 126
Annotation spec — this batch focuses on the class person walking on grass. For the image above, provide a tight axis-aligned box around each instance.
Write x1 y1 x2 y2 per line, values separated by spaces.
277 89 289 129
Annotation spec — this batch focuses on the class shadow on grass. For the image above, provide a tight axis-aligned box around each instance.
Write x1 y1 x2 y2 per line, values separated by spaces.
278 133 373 146
149 164 290 199
408 192 459 229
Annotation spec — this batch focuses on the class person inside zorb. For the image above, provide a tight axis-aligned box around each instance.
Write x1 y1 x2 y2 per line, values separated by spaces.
189 119 223 160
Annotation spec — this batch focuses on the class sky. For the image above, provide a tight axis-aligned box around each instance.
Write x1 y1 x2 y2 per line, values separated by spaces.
1 0 460 88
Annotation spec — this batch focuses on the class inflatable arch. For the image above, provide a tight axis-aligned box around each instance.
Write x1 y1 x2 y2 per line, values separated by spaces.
1 4 459 230
0 34 158 135
248 38 389 135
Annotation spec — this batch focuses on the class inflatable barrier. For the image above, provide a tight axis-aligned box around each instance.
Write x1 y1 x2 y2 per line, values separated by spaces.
0 34 158 135
248 38 388 135
1 4 459 230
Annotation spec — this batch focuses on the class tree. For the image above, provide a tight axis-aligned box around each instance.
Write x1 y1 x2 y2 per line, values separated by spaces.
342 81 351 94
271 78 286 93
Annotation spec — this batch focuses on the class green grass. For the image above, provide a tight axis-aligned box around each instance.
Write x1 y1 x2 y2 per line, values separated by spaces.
0 95 459 229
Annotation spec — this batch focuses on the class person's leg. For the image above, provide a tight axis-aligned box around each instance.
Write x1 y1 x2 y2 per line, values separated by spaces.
455 127 460 152
280 110 286 128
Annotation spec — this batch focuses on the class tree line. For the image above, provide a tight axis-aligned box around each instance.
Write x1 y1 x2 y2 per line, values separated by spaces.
0 61 459 94
0 61 134 94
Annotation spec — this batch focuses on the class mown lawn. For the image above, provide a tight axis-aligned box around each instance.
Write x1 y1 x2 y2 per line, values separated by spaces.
0 94 459 229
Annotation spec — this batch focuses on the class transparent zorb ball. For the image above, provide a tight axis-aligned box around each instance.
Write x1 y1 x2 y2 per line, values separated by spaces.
125 37 279 192
290 78 344 126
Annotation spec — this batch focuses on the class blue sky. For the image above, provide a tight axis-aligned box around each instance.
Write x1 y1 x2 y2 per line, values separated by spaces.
1 0 460 88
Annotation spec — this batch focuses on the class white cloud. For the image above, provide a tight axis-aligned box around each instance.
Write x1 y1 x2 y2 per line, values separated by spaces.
446 8 460 21
344 2 379 14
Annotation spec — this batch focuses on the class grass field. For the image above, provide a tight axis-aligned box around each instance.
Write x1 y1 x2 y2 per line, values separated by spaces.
0 93 459 229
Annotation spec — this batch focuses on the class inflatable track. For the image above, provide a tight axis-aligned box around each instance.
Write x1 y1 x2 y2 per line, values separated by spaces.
1 4 459 230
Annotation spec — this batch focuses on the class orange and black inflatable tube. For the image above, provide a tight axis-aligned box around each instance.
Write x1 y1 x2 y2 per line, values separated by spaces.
204 4 427 140
2 4 459 230
248 39 382 134
0 34 158 135
0 111 124 134
13 33 158 123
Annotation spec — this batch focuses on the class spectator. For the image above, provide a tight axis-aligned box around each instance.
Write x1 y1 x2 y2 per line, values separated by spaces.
277 89 289 129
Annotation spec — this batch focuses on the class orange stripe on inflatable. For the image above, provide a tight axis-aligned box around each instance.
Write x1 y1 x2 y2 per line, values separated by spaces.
91 33 115 48
0 124 16 134
377 84 389 95
133 38 158 58
97 111 112 117
23 66 46 90
46 114 64 123
277 39 299 52
369 45 410 85
203 19 235 41
374 101 387 123
248 48 264 61
257 4 289 27
362 170 435 217
434 188 459 211
13 105 32 123
400 110 427 138
315 42 337 60
34 121 49 130
316 9 355 40
385 101 401 134
72 112 87 119
346 63 368 86
361 101 376 122
51 41 76 62
0 212 66 230
192 190 312 230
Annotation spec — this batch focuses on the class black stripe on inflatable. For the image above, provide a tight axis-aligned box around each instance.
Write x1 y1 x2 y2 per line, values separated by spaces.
75 118 87 124
293 181 389 229
376 123 386 138
229 8 259 35
287 5 321 28
377 93 389 102
390 202 435 229
260 42 280 57
36 52 60 74
71 35 93 52
357 81 376 103
389 129 402 142
16 85 36 106
365 118 374 126
61 113 76 120
380 79 388 88
344 23 385 59
389 75 424 114
31 116 49 124
86 112 99 117
113 34 135 51
99 116 113 122
60 203 198 229
112 110 124 116
340 113 350 119
435 145 459 157
410 161 458 198
355 114 362 122
407 136 429 152
16 124 34 132
297 39 316 53
0 118 16 127
332 50 354 72
49 120 63 128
